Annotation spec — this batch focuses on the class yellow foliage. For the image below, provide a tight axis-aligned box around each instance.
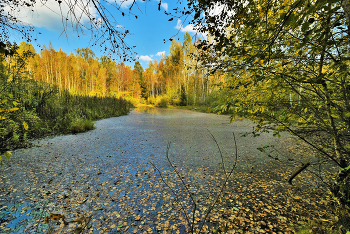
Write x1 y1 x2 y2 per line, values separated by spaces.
23 121 29 130
8 108 19 112
259 9 264 18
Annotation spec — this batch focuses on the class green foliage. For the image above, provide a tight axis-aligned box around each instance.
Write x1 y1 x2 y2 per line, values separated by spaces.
0 92 30 154
0 42 132 165
147 95 170 108
69 119 95 134
120 94 138 107
184 0 350 206
0 78 131 150
0 151 12 166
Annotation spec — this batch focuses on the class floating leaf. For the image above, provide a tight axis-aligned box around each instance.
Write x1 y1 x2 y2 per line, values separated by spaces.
50 213 65 220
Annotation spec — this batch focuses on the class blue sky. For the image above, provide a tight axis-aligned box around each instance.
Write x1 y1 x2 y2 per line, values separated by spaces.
9 0 203 68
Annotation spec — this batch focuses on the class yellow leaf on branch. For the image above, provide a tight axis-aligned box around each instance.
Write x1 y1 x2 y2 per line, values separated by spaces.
23 121 29 130
4 151 12 160
8 108 19 112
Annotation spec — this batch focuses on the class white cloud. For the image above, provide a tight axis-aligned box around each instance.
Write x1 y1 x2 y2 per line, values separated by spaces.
8 0 169 33
139 55 153 62
114 0 168 10
175 19 207 40
7 0 96 33
175 19 197 34
114 0 135 8
161 2 168 11
156 51 165 56
182 24 197 33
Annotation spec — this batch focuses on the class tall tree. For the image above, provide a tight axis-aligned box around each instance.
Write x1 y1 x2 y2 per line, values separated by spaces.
134 61 148 99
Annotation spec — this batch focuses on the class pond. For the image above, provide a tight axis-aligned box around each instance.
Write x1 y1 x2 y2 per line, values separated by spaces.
0 107 303 233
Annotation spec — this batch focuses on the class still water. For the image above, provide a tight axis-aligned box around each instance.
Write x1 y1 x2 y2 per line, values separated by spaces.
0 107 290 233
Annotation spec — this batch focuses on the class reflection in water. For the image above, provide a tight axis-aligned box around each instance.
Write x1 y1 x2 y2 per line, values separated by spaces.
134 105 161 114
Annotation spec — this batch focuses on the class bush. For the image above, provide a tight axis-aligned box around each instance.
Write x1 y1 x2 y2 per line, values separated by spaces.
69 119 95 134
123 95 139 106
147 96 156 105
155 96 168 108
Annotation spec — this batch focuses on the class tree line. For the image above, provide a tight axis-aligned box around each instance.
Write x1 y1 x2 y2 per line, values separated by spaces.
5 33 226 107
0 41 132 165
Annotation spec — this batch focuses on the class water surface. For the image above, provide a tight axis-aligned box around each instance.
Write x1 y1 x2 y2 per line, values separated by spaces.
0 107 295 233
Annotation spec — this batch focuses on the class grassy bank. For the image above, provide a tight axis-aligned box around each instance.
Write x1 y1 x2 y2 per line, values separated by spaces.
0 79 132 161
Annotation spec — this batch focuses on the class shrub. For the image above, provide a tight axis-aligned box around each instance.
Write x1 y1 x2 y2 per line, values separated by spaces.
155 96 168 108
123 95 138 106
69 119 95 134
147 96 156 105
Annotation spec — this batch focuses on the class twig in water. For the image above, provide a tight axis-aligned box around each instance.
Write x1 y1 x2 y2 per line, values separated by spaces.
207 129 227 180
153 131 239 233
163 142 198 233
150 142 191 229
199 131 239 232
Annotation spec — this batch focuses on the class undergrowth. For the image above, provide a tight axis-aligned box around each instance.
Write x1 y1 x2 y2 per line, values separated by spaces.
0 78 132 156
295 193 350 234
69 119 95 134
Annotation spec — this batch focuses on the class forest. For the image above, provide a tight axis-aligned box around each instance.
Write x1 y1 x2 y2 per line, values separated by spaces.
1 0 350 232
0 32 226 164
3 33 225 108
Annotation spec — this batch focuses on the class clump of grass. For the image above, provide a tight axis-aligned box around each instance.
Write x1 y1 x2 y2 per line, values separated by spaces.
69 119 95 134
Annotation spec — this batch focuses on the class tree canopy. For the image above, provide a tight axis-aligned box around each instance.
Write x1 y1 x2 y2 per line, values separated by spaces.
172 0 350 206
